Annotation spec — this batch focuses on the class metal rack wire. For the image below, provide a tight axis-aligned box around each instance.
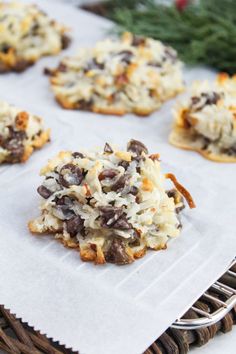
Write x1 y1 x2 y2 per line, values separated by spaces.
172 258 236 330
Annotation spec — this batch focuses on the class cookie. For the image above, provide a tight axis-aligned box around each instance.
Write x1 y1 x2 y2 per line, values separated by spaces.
0 2 70 73
28 140 195 265
170 77 236 162
47 32 184 116
0 100 50 163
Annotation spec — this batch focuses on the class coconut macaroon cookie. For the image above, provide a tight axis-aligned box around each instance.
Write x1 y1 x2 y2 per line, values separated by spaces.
169 78 236 162
28 140 195 265
0 1 70 73
46 32 184 116
0 100 50 163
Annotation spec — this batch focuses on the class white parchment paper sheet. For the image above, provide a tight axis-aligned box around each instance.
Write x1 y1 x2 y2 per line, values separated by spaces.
0 1 235 354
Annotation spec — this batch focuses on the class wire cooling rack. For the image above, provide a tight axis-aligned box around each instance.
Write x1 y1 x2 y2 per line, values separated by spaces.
172 258 236 330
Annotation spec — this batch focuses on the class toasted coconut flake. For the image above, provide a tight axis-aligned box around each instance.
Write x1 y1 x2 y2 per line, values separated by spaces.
165 173 196 209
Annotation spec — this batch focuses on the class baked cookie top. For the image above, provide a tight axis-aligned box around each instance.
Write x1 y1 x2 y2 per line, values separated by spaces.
28 140 195 265
47 32 184 116
0 100 50 163
170 75 236 162
0 1 70 72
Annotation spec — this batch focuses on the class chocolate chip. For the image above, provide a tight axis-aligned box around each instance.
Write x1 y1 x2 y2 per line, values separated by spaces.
1 44 11 53
59 164 83 188
66 215 84 237
118 50 133 64
44 67 53 76
4 127 26 162
112 215 132 230
99 206 132 230
72 152 84 159
37 185 52 199
223 146 236 156
77 99 93 111
54 196 75 220
118 160 130 170
191 96 201 106
202 92 221 105
61 34 71 50
129 186 139 196
99 206 123 227
13 60 33 73
111 174 130 192
105 238 133 265
127 139 148 155
5 139 24 161
167 189 185 213
167 189 176 199
104 143 113 154
192 92 221 111
202 137 211 150
98 169 119 181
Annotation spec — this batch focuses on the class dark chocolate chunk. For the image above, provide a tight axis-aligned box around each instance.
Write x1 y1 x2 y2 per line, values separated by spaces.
118 50 134 64
98 169 119 181
72 152 84 159
127 139 148 155
129 186 139 196
202 137 211 150
167 189 176 199
4 127 26 162
111 174 130 192
222 145 236 156
54 196 75 220
112 215 132 230
191 96 201 106
104 142 113 154
61 34 71 50
44 67 53 76
66 215 84 237
59 163 83 187
105 238 133 265
99 206 123 227
118 160 130 170
1 44 11 54
13 59 33 73
100 206 131 230
201 92 221 106
77 99 93 111
37 185 52 199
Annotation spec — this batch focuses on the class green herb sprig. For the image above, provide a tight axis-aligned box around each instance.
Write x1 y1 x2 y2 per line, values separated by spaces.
105 0 236 74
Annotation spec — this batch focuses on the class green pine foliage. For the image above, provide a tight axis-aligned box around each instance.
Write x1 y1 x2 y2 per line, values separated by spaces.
106 0 236 73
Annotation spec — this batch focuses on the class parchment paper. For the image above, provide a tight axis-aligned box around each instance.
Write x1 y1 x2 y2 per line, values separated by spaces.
0 1 235 354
